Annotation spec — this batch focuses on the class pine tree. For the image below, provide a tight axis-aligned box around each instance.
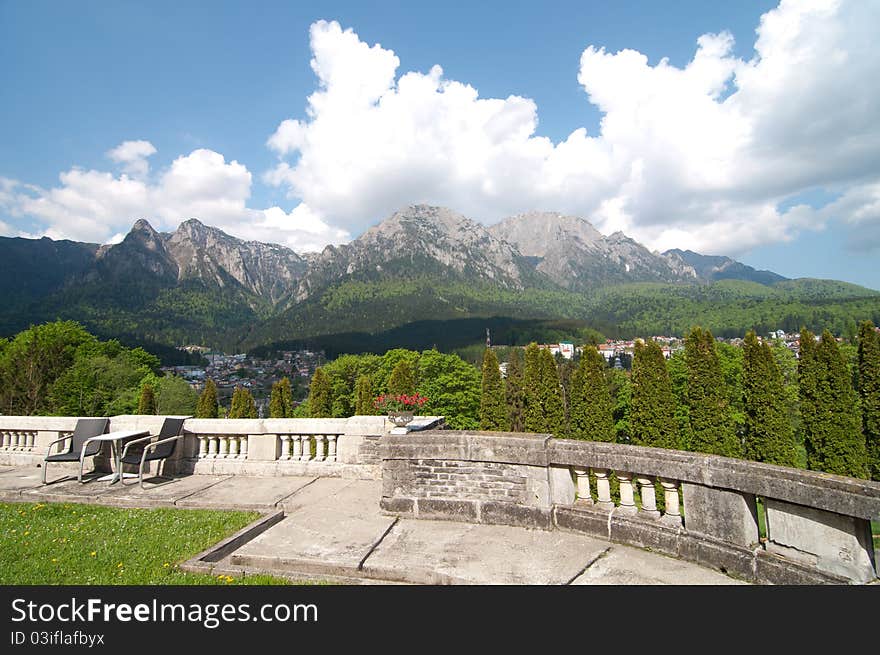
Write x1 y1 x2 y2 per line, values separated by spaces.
742 331 798 466
630 339 678 449
228 386 242 418
685 327 740 457
537 348 565 434
279 377 293 417
195 379 219 418
523 343 542 432
479 349 509 431
229 385 257 418
569 346 614 442
814 330 867 478
308 367 332 418
268 377 293 418
137 383 156 415
505 348 526 432
799 327 821 467
354 374 374 415
387 360 416 396
858 321 880 481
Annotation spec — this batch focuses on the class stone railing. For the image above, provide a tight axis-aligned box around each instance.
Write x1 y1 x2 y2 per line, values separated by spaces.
0 417 90 463
380 431 880 585
0 414 444 481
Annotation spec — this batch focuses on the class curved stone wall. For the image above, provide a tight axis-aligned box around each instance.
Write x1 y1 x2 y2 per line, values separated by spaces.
380 430 880 585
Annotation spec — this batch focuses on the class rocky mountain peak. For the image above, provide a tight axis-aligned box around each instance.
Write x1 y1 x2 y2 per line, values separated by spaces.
489 211 603 258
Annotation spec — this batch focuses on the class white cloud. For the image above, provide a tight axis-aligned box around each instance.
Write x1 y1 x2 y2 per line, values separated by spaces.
4 1 880 258
0 146 350 249
264 2 880 255
106 140 157 178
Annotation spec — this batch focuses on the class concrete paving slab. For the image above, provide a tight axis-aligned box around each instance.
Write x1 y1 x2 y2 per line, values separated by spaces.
0 468 45 497
232 480 394 577
570 545 747 585
20 476 118 503
98 475 232 508
278 477 368 512
362 519 610 585
177 475 317 510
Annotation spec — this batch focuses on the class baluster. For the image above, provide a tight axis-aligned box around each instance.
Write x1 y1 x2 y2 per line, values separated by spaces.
660 478 682 526
637 476 660 518
300 435 312 461
614 471 639 514
1 431 8 448
229 435 239 458
26 432 36 450
616 471 637 514
279 435 290 461
327 435 338 463
239 436 248 460
207 436 218 458
12 431 21 450
315 435 326 462
198 436 208 458
292 435 302 460
593 468 614 509
218 436 229 458
572 468 593 504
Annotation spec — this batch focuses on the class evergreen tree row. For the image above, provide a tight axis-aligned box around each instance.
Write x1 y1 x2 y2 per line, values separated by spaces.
476 324 880 481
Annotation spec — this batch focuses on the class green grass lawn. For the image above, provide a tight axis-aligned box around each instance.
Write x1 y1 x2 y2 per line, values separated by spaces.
0 502 291 585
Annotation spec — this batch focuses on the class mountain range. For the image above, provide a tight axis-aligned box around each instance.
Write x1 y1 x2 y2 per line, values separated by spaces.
1 205 877 358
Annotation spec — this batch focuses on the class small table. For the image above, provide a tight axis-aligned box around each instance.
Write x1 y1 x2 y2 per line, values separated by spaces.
83 430 150 484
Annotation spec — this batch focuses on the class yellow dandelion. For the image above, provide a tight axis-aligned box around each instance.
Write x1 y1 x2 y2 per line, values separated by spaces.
23 531 29 536
90 551 96 557
163 563 169 568
117 562 123 568
51 558 57 563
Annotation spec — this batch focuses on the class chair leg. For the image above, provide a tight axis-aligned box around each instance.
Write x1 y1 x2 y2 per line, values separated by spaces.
41 461 48 485
120 459 136 486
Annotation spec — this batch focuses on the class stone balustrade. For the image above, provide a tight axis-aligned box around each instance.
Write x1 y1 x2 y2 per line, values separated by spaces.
0 417 88 465
0 414 444 480
1 429 39 451
380 430 880 585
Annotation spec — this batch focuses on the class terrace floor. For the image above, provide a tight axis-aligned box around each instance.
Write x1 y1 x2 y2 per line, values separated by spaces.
0 465 745 585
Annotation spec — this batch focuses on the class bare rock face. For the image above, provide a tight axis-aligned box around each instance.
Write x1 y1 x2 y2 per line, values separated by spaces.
490 211 696 290
165 219 307 303
489 211 603 258
293 205 537 302
93 218 178 282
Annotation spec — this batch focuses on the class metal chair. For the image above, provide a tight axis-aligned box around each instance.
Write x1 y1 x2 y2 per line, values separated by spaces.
41 418 109 484
119 417 187 489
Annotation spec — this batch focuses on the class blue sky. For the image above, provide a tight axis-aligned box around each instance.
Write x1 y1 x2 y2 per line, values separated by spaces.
2 0 879 289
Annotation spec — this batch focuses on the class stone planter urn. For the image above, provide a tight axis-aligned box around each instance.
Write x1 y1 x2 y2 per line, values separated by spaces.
388 411 414 427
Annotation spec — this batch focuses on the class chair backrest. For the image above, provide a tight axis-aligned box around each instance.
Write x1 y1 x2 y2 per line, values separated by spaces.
151 417 187 459
70 418 109 457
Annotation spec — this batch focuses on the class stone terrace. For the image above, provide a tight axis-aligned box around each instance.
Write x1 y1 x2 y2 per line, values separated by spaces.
2 415 878 584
